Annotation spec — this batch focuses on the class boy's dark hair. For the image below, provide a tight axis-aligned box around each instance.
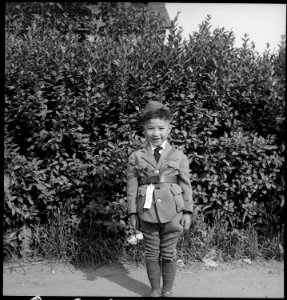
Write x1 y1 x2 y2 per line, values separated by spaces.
142 107 172 123
142 101 172 123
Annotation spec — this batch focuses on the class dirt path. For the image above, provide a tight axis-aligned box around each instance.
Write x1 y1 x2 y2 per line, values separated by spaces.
3 259 284 298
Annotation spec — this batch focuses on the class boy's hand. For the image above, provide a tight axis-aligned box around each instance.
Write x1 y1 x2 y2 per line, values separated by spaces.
180 213 192 231
129 214 139 229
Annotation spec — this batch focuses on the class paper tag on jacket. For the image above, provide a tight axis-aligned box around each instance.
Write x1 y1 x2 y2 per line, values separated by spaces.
143 184 154 209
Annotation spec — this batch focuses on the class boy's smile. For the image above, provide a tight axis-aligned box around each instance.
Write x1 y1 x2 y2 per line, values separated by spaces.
144 118 171 147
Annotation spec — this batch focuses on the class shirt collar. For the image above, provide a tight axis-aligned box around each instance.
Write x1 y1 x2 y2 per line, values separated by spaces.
150 140 167 152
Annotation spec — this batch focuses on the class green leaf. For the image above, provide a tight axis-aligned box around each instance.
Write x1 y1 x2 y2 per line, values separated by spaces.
262 145 278 150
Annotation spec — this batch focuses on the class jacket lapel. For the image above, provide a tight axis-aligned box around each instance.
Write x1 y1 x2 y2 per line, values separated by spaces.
141 142 157 168
157 141 172 170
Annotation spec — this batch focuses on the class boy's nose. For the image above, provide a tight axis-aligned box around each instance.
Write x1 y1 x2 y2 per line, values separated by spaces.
152 133 160 137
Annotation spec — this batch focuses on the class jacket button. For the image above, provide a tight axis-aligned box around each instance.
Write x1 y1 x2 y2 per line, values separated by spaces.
157 199 161 203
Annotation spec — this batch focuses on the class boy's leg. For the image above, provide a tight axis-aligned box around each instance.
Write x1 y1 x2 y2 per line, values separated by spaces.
146 259 161 297
140 220 162 296
160 212 183 296
161 259 177 297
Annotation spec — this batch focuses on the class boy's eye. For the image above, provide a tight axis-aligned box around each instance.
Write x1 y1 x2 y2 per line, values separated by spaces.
147 127 165 130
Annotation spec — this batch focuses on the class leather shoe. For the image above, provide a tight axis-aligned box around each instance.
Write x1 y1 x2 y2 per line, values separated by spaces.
150 290 162 297
162 291 173 297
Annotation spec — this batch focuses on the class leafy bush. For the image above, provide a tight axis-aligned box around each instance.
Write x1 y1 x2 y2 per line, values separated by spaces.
5 3 285 261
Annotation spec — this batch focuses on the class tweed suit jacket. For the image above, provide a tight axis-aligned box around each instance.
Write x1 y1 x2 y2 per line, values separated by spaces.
127 141 193 223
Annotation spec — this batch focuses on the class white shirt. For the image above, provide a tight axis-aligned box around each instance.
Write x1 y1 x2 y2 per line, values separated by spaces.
150 140 167 155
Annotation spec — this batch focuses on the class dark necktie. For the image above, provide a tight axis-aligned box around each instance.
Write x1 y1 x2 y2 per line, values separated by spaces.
154 147 162 163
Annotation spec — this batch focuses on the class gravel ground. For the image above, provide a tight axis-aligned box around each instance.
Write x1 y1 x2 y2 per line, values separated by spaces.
3 259 284 298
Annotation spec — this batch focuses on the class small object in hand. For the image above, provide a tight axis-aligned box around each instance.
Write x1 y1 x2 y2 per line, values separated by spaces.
127 231 143 245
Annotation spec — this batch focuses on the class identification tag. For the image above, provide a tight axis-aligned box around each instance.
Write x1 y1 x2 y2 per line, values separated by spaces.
143 184 154 209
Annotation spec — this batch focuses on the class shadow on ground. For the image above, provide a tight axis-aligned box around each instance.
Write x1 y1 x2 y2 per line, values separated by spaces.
75 261 150 297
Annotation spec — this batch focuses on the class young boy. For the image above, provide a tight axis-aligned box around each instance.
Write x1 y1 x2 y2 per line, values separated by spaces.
127 101 194 297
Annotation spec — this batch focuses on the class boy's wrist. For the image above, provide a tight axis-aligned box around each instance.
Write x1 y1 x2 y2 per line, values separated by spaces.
128 213 138 217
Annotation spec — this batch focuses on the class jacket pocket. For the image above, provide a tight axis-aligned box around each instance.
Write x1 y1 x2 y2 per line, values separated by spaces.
170 184 184 212
137 187 146 214
167 159 180 170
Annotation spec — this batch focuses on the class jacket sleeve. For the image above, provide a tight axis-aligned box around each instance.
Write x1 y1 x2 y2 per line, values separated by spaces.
178 151 194 213
127 152 139 215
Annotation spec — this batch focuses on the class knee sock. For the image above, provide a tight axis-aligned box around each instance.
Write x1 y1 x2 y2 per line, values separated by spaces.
161 259 177 292
146 259 161 291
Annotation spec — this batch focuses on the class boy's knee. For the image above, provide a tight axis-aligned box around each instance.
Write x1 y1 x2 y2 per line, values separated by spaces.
161 252 177 261
145 252 160 261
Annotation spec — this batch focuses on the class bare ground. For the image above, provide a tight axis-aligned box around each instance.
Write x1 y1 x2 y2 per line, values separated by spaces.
3 259 284 298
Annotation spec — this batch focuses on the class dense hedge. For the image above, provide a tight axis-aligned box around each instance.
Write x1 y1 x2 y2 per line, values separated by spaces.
5 3 285 235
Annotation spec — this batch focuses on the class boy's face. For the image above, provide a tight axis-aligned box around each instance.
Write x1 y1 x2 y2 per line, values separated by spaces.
144 118 171 147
